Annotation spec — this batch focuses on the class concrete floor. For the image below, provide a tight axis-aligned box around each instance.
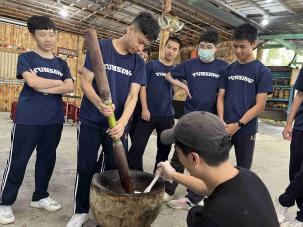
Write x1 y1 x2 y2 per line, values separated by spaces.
0 112 297 226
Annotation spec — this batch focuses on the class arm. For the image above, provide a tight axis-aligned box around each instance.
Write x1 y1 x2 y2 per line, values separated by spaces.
109 83 141 139
80 68 114 116
165 72 191 98
140 86 150 121
22 70 63 89
226 93 268 135
217 88 225 123
240 93 267 124
80 68 102 107
283 91 303 140
36 79 74 94
157 161 210 196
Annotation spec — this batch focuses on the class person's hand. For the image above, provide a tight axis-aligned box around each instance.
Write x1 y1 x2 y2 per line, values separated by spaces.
226 123 240 136
181 84 192 99
30 69 63 86
141 108 151 121
29 69 62 93
282 124 292 141
156 161 176 182
219 118 227 127
97 102 115 117
29 69 38 78
107 119 125 140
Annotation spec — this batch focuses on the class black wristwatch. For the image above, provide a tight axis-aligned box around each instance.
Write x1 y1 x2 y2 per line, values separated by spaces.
237 121 245 128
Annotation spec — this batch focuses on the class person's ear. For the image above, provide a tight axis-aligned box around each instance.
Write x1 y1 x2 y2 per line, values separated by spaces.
251 41 257 49
126 25 134 35
191 152 200 166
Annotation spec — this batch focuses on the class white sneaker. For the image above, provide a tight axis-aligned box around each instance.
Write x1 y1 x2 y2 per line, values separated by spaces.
167 196 195 210
66 213 88 227
197 199 204 206
0 205 15 224
164 192 174 202
31 196 61 211
282 220 303 227
275 198 289 223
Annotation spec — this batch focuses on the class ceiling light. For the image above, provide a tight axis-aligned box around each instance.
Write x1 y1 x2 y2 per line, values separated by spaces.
261 16 269 26
60 7 68 17
58 0 68 18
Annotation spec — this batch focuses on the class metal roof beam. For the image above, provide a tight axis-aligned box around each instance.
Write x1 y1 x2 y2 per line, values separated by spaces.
273 39 303 56
261 44 284 49
260 34 303 40
276 0 296 14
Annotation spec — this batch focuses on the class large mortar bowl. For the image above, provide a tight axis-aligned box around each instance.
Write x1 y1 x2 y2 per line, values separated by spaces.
90 170 165 227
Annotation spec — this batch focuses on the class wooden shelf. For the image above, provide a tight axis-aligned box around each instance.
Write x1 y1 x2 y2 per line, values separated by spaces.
268 66 292 72
267 98 289 102
273 85 291 88
260 108 287 121
265 108 287 111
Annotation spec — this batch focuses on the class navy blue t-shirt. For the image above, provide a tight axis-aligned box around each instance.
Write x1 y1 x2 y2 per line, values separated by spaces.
146 60 174 117
170 58 228 114
293 68 303 131
16 51 72 125
80 39 146 129
219 60 273 135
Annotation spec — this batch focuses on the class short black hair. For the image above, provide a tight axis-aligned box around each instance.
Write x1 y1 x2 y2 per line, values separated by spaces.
166 36 182 50
131 12 160 42
175 135 231 166
199 30 219 45
143 47 151 55
27 15 56 34
233 23 258 43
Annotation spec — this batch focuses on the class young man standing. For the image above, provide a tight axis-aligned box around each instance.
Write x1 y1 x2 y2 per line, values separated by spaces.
127 36 181 172
0 15 74 225
157 111 279 227
164 30 228 209
217 23 273 169
275 67 303 227
128 47 150 141
66 12 159 227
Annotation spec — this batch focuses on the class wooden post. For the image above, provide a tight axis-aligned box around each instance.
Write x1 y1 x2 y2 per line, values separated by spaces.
158 0 171 60
257 47 263 62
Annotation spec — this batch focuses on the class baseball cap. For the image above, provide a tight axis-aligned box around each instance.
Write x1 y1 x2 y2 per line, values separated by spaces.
161 111 229 152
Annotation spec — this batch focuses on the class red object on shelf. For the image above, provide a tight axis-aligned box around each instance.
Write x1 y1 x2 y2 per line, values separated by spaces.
10 100 80 124
190 49 197 58
10 101 18 122
67 103 80 123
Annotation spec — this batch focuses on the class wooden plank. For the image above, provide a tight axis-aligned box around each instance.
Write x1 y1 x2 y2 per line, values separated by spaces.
3 80 9 112
0 84 4 111
3 52 8 77
0 52 5 76
268 66 292 72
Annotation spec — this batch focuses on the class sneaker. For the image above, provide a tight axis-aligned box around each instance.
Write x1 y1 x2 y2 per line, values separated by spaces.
197 199 204 206
167 196 194 210
31 196 61 211
282 220 303 227
0 205 15 224
275 198 289 223
66 213 88 227
164 192 174 202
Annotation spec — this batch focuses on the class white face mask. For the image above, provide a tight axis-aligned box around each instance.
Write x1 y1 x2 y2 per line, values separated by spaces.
198 48 215 62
